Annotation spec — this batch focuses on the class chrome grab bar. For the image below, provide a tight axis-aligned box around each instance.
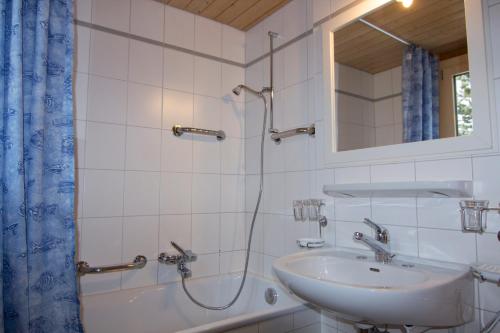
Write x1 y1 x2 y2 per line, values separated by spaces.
172 125 226 141
270 124 315 143
77 255 147 276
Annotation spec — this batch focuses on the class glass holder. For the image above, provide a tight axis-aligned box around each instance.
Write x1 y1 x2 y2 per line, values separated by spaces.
459 200 500 233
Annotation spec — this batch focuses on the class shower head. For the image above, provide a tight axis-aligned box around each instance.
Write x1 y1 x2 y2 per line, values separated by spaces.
232 84 264 98
232 85 242 96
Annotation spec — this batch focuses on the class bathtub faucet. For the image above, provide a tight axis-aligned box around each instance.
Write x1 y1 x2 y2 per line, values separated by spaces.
158 242 197 278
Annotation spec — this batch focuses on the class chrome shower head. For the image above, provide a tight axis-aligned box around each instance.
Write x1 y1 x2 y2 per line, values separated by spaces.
232 85 243 96
231 84 263 98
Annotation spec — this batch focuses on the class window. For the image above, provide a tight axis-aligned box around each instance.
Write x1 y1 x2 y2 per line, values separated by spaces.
453 72 473 136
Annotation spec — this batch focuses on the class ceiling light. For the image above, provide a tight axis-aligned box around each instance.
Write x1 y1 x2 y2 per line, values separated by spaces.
397 0 413 8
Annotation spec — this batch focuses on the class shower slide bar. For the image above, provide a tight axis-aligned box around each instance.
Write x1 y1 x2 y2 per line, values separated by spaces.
172 125 226 141
270 124 315 143
77 255 147 276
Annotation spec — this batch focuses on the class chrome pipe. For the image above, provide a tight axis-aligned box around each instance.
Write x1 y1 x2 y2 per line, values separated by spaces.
172 125 225 141
77 255 147 276
268 31 279 133
270 125 315 143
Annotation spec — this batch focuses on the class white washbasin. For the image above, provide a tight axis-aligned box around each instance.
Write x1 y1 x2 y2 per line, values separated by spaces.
273 249 474 327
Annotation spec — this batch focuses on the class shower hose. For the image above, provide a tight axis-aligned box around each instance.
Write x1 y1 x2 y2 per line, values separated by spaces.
181 94 268 310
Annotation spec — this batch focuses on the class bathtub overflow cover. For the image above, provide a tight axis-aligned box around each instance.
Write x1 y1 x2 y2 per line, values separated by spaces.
265 288 278 305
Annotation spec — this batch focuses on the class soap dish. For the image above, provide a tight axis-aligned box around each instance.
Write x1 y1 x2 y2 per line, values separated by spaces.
297 238 325 248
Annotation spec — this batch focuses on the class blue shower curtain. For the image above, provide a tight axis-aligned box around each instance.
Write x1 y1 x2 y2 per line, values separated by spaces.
0 1 83 332
402 44 440 142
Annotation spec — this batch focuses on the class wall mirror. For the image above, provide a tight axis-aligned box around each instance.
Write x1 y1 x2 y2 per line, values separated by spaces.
322 0 496 165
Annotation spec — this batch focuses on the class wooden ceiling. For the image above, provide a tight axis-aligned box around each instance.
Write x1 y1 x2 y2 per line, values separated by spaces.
157 0 291 31
334 0 468 74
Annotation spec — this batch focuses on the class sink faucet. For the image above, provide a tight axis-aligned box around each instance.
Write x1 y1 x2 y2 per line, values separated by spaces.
354 218 394 263
158 241 197 278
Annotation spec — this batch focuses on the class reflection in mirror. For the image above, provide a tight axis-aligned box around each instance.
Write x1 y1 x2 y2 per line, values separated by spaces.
334 0 471 152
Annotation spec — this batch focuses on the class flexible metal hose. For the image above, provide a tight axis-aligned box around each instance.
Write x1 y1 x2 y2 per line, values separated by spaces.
181 94 268 310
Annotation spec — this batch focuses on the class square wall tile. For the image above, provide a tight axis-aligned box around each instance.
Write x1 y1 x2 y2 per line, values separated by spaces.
125 127 161 171
220 213 246 251
80 272 121 295
371 198 417 227
477 232 500 265
92 0 130 32
160 172 192 215
191 253 219 279
192 174 221 214
85 122 126 170
123 215 159 259
284 39 308 87
162 130 192 173
123 171 160 216
263 214 286 257
87 75 127 124
192 213 220 254
221 175 245 212
417 198 463 230
335 166 370 184
222 64 245 102
220 251 245 274
90 31 129 80
75 0 91 22
75 121 86 169
222 25 245 63
490 3 500 78
418 228 476 264
382 225 418 256
127 83 162 128
193 95 221 130
262 173 286 215
164 5 194 50
416 158 473 181
195 16 222 57
192 138 220 173
75 26 91 73
335 198 371 222
164 49 194 93
121 260 158 289
221 100 244 139
131 0 164 41
129 40 163 87
81 217 123 266
159 214 191 251
83 170 124 217
194 57 221 98
163 89 193 130
74 72 88 120
371 162 415 182
221 138 244 175
336 221 373 250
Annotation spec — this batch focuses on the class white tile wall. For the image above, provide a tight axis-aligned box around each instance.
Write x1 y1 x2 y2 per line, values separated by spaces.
75 0 246 295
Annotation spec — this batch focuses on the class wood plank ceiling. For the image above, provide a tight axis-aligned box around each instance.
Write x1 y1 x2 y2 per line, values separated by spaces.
156 0 291 31
334 0 467 74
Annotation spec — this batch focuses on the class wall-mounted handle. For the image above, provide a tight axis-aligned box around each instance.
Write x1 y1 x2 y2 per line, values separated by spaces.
77 255 147 276
172 125 225 141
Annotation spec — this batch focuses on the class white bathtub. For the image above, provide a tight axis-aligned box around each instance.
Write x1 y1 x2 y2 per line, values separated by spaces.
81 273 305 333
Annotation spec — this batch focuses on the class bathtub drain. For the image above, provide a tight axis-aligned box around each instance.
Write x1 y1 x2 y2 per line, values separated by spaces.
265 288 278 305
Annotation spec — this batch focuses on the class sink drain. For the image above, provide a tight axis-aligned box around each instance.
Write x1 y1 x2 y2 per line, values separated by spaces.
264 288 278 305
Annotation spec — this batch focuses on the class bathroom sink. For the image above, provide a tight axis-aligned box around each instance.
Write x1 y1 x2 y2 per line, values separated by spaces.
273 249 474 327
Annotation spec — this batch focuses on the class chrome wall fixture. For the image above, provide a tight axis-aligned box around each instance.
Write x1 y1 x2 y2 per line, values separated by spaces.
77 255 147 276
172 125 226 141
158 241 197 278
293 199 328 237
270 125 315 143
459 200 500 233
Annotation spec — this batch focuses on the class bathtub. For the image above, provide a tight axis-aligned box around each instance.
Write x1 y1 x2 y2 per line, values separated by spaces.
81 273 306 333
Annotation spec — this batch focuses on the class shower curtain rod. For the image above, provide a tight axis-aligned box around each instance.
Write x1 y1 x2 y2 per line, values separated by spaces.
358 18 411 46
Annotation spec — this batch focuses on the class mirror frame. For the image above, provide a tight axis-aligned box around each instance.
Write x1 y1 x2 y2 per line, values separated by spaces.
321 0 497 166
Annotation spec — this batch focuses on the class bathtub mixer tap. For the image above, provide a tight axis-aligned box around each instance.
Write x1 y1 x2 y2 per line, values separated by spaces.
158 241 197 278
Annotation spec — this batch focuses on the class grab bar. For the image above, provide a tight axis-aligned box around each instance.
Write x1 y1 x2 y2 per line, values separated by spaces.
271 124 315 143
172 125 226 141
77 255 147 276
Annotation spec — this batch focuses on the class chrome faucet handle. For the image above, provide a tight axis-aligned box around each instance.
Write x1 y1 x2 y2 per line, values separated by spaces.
363 218 388 243
170 241 197 262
